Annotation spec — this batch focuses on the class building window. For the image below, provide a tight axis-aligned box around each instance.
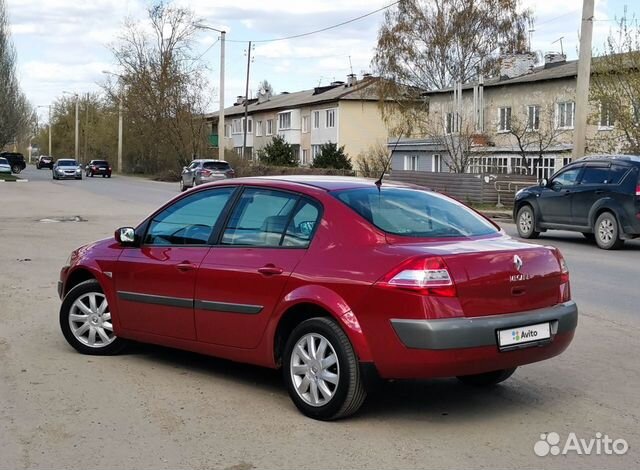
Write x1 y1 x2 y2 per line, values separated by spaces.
403 155 418 171
242 118 252 134
313 111 320 129
527 105 540 131
224 124 230 138
234 147 242 156
255 120 262 136
232 119 242 134
326 109 336 128
278 112 291 130
301 149 309 165
599 102 615 130
432 154 442 172
302 115 309 133
266 119 273 135
311 144 321 159
556 101 575 129
498 107 512 132
445 112 459 134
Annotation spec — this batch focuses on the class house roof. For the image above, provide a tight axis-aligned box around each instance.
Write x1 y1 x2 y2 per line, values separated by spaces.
206 77 381 119
427 59 580 94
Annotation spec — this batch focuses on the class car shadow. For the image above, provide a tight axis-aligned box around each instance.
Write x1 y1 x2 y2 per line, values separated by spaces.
123 342 563 422
535 233 640 251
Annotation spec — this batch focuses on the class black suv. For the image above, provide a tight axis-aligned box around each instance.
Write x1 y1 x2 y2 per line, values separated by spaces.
514 155 640 250
0 152 26 174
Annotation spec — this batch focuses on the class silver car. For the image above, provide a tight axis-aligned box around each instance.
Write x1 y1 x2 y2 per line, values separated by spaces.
53 159 83 180
179 159 235 191
0 157 11 174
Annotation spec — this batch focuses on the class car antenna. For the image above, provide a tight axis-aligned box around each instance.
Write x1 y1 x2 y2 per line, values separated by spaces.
375 134 403 192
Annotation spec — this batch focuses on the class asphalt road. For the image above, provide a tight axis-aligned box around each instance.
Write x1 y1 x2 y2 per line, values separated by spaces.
1 169 638 470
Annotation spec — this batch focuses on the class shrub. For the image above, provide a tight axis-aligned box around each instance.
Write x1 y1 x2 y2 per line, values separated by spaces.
256 135 298 167
311 142 352 170
355 143 390 177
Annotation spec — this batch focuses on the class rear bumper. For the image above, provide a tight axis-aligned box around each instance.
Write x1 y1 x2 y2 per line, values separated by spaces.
196 175 229 184
391 301 577 350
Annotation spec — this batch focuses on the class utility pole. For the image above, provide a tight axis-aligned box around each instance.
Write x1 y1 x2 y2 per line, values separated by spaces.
47 106 52 157
218 31 226 161
74 96 79 160
84 92 89 160
118 91 123 173
573 0 595 160
242 41 252 159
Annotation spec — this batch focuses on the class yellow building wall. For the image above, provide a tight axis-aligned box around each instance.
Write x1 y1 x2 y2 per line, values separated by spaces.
338 101 390 160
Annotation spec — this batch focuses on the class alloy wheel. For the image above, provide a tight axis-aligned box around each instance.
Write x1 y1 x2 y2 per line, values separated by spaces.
598 219 615 243
519 210 533 234
290 333 340 407
68 292 115 348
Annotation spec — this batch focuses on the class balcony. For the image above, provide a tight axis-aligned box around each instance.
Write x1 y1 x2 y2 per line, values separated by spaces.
208 134 219 148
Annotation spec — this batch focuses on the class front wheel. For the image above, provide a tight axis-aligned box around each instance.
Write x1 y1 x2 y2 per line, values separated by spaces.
60 280 126 355
595 212 624 250
283 317 366 420
11 165 22 174
457 368 517 386
516 205 540 239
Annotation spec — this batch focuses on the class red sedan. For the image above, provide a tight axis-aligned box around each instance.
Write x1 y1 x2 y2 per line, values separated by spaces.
57 176 577 420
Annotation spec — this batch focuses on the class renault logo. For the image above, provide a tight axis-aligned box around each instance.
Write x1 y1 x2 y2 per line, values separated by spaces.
514 255 524 272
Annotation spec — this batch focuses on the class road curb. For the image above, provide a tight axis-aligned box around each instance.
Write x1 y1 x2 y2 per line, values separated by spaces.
0 179 28 183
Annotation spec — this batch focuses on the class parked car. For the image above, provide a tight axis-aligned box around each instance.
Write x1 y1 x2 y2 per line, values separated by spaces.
58 176 577 420
36 155 54 169
85 160 112 178
514 155 640 250
53 159 83 180
180 159 234 191
0 157 12 174
0 152 26 174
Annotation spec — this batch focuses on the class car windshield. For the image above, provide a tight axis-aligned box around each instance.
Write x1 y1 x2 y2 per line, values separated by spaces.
203 161 230 170
333 187 498 238
58 160 78 166
0 158 8 164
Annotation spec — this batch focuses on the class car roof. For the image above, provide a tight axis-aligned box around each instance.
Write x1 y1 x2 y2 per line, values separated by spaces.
225 175 413 191
57 158 77 162
575 155 640 165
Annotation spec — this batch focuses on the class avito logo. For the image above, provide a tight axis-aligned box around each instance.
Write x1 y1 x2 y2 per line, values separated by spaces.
534 432 629 457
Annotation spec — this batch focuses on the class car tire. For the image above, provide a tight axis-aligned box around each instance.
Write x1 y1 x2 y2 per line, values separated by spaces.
582 232 595 241
11 165 21 174
107 174 111 178
457 368 517 386
179 179 186 192
516 205 540 239
283 317 367 421
192 178 197 187
594 212 625 250
59 279 126 356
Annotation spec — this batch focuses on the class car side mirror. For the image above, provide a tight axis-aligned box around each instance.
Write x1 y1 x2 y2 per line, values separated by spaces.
183 166 188 171
115 227 136 245
540 178 548 187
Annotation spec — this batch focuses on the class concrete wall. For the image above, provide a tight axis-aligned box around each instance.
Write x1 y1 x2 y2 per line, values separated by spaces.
338 100 389 160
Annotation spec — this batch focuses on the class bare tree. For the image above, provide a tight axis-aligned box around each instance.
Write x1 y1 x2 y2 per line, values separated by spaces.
372 0 532 135
506 104 568 174
589 15 640 154
104 2 212 173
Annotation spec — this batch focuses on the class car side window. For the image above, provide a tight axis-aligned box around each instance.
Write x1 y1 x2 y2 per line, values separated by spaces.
579 166 609 185
221 188 299 246
144 187 235 245
608 165 629 185
551 167 581 188
282 200 321 248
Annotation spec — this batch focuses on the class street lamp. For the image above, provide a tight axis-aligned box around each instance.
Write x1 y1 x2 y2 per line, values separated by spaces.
102 71 124 173
194 23 226 161
63 91 80 160
36 105 52 157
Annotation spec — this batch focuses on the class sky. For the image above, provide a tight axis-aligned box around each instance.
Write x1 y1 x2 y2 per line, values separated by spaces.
4 0 637 124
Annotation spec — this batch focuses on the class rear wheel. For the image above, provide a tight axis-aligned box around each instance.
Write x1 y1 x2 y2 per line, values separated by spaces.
516 205 540 239
11 165 21 174
283 317 366 420
457 368 517 386
595 212 624 250
59 280 126 355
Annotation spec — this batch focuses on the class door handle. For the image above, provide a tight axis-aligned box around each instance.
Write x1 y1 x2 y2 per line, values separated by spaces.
595 190 605 195
258 264 283 276
177 261 197 271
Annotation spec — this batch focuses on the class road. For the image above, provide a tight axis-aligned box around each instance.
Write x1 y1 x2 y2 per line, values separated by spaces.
1 166 638 469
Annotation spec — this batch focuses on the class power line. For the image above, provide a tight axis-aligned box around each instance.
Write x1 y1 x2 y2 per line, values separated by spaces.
225 1 400 44
195 37 220 60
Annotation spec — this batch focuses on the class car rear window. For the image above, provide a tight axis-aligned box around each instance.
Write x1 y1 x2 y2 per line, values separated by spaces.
93 160 108 166
580 166 609 185
607 165 629 185
333 187 498 238
0 158 8 164
203 161 230 170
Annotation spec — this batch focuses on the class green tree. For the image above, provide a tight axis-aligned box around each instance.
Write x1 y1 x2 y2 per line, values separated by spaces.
257 135 297 166
311 142 352 170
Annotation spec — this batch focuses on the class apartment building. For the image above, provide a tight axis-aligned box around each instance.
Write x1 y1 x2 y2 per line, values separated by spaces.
390 53 625 179
206 75 390 165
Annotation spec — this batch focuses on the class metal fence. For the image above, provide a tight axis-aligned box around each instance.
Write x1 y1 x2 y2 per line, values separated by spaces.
388 171 539 207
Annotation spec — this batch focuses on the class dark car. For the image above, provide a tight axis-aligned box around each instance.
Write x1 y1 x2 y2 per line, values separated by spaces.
0 152 26 174
514 155 640 250
58 176 576 420
36 155 54 169
85 160 112 178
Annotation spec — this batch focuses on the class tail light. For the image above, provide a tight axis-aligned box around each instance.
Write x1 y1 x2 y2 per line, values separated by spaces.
635 183 640 196
554 250 571 302
226 169 235 177
377 256 456 297
200 169 212 176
